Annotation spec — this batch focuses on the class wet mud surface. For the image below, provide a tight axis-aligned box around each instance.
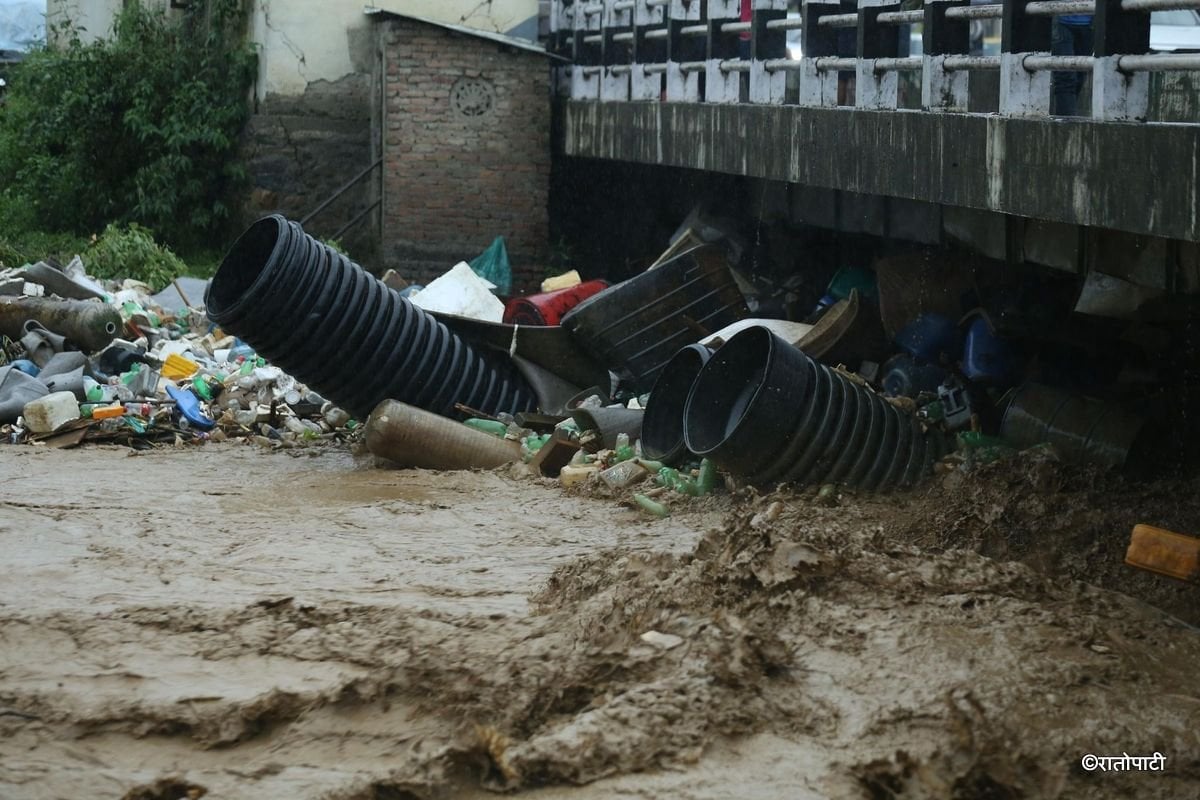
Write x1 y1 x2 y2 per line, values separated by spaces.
1 444 1198 799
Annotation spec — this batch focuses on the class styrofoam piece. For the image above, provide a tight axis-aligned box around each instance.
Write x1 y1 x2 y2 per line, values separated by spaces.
23 391 81 434
409 262 505 323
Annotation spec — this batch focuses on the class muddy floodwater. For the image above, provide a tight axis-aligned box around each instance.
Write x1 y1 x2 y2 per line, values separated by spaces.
2 443 1199 799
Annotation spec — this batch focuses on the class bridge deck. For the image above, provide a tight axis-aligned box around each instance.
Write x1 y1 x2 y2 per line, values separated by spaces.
561 100 1200 243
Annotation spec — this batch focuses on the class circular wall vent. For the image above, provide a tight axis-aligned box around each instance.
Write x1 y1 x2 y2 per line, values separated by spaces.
450 78 496 118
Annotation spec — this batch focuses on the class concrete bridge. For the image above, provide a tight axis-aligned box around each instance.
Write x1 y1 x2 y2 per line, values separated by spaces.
549 0 1200 289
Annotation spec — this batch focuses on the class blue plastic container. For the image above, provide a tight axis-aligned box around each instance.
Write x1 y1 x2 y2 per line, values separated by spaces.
895 313 964 364
961 313 1019 386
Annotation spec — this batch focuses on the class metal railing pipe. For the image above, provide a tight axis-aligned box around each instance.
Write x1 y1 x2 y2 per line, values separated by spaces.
1118 52 1200 71
945 4 1003 18
1025 0 1096 14
944 55 1003 70
1022 54 1095 70
876 10 925 24
1120 0 1200 10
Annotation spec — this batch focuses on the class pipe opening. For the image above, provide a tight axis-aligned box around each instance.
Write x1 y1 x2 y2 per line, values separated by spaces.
207 216 285 316
684 326 772 455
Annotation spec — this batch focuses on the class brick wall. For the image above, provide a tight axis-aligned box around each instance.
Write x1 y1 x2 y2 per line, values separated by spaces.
382 18 551 290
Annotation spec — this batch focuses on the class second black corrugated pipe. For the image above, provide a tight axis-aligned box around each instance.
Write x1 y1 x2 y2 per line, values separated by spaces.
205 215 536 419
683 326 943 491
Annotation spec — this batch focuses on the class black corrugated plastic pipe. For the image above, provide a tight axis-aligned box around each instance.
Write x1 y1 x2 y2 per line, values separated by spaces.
682 326 944 491
640 343 712 465
206 215 537 419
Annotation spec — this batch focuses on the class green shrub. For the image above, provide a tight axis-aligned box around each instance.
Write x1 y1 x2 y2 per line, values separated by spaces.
84 223 189 291
0 0 256 251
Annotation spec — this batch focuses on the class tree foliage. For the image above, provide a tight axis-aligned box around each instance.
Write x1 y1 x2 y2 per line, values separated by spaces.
0 0 256 250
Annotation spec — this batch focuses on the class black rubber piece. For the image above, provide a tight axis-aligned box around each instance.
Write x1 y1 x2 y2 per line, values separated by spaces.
206 215 536 419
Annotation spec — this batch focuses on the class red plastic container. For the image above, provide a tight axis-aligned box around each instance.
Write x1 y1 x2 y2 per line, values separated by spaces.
503 280 609 326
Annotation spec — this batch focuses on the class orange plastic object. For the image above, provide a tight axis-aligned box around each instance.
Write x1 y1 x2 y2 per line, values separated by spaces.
91 405 125 420
1125 524 1200 584
161 353 199 380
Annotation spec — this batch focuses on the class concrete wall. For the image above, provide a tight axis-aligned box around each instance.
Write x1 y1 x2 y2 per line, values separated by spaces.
562 101 1200 244
380 17 551 288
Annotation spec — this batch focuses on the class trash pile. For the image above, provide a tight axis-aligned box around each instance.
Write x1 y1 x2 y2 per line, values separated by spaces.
342 214 1171 517
7 212 1175 520
0 258 358 449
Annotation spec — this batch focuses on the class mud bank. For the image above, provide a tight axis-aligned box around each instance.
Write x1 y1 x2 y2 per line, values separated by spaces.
1 444 1197 799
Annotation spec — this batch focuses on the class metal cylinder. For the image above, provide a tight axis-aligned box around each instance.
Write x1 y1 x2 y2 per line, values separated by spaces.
206 216 536 419
683 326 942 490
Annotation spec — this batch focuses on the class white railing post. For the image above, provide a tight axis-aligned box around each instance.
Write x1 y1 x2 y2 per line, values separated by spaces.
998 0 1051 116
706 0 742 103
799 1 846 107
856 0 901 110
601 0 632 100
749 0 788 105
666 0 703 102
921 0 970 112
631 0 666 100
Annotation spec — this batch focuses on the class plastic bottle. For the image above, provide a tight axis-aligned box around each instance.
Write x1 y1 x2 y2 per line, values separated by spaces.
613 432 636 463
464 418 508 438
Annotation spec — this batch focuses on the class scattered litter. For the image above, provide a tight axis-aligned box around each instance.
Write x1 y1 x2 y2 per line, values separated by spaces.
1125 524 1199 583
639 631 684 649
411 261 506 323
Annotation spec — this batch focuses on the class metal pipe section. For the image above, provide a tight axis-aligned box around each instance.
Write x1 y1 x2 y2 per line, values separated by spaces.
1022 54 1096 71
873 56 923 72
720 59 752 72
817 12 859 27
944 55 1002 70
764 58 805 71
945 3 1003 18
1119 52 1200 71
876 10 925 23
815 56 858 71
765 17 805 30
1025 0 1096 14
1121 0 1200 10
720 21 753 34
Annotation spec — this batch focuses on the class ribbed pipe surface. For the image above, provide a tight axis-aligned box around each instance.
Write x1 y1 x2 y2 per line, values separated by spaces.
206 216 536 419
683 326 943 490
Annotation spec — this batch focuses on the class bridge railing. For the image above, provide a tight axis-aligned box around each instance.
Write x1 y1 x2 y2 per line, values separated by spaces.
548 0 1200 121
